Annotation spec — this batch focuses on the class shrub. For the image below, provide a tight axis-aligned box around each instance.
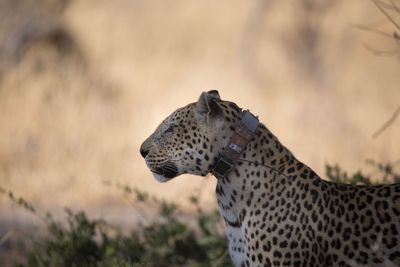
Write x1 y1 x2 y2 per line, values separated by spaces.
2 160 399 267
325 159 400 185
3 183 231 267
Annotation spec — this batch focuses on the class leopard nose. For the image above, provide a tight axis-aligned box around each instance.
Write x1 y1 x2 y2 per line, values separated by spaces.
140 147 149 158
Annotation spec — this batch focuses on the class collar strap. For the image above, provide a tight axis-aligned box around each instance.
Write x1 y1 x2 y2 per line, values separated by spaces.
211 110 259 179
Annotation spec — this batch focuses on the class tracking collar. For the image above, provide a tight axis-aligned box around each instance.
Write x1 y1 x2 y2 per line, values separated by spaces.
211 110 259 179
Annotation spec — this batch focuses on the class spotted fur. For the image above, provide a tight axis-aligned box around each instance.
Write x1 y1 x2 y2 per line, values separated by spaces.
140 91 400 267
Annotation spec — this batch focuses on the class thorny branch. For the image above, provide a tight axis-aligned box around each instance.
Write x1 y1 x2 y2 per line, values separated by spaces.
372 106 400 138
361 41 399 56
371 0 400 31
356 0 400 57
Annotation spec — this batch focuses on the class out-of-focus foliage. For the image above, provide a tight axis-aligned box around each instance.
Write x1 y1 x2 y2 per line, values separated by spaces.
1 160 399 267
326 159 400 185
3 185 231 267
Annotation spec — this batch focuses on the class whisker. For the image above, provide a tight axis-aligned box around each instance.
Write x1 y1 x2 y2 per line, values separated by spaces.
162 165 178 172
168 160 179 163
147 158 182 165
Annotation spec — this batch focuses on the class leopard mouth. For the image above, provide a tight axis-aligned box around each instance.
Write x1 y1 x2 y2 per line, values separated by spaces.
150 163 179 182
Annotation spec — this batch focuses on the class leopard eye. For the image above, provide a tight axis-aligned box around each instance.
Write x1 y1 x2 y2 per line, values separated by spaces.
164 124 176 134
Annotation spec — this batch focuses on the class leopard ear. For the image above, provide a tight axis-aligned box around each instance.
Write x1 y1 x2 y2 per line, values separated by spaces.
196 90 222 123
207 90 220 99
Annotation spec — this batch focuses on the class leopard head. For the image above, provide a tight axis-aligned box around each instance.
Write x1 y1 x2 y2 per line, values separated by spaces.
140 90 241 182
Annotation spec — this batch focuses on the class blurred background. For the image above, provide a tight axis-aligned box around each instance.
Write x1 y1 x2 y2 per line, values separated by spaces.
0 0 399 265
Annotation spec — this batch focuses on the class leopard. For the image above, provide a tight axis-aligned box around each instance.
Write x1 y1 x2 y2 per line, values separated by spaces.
140 90 400 267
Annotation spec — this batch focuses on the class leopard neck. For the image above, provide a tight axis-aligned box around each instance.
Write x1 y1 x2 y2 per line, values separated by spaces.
229 123 313 181
215 123 320 225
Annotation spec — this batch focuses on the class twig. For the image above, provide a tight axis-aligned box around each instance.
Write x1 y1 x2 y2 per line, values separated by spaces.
0 187 52 223
372 106 400 138
361 41 399 56
389 0 400 12
390 0 400 13
374 0 400 12
353 24 395 39
371 0 400 31
354 0 400 56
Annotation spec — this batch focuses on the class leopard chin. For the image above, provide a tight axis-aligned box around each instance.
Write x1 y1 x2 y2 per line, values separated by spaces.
152 173 171 183
150 162 179 182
